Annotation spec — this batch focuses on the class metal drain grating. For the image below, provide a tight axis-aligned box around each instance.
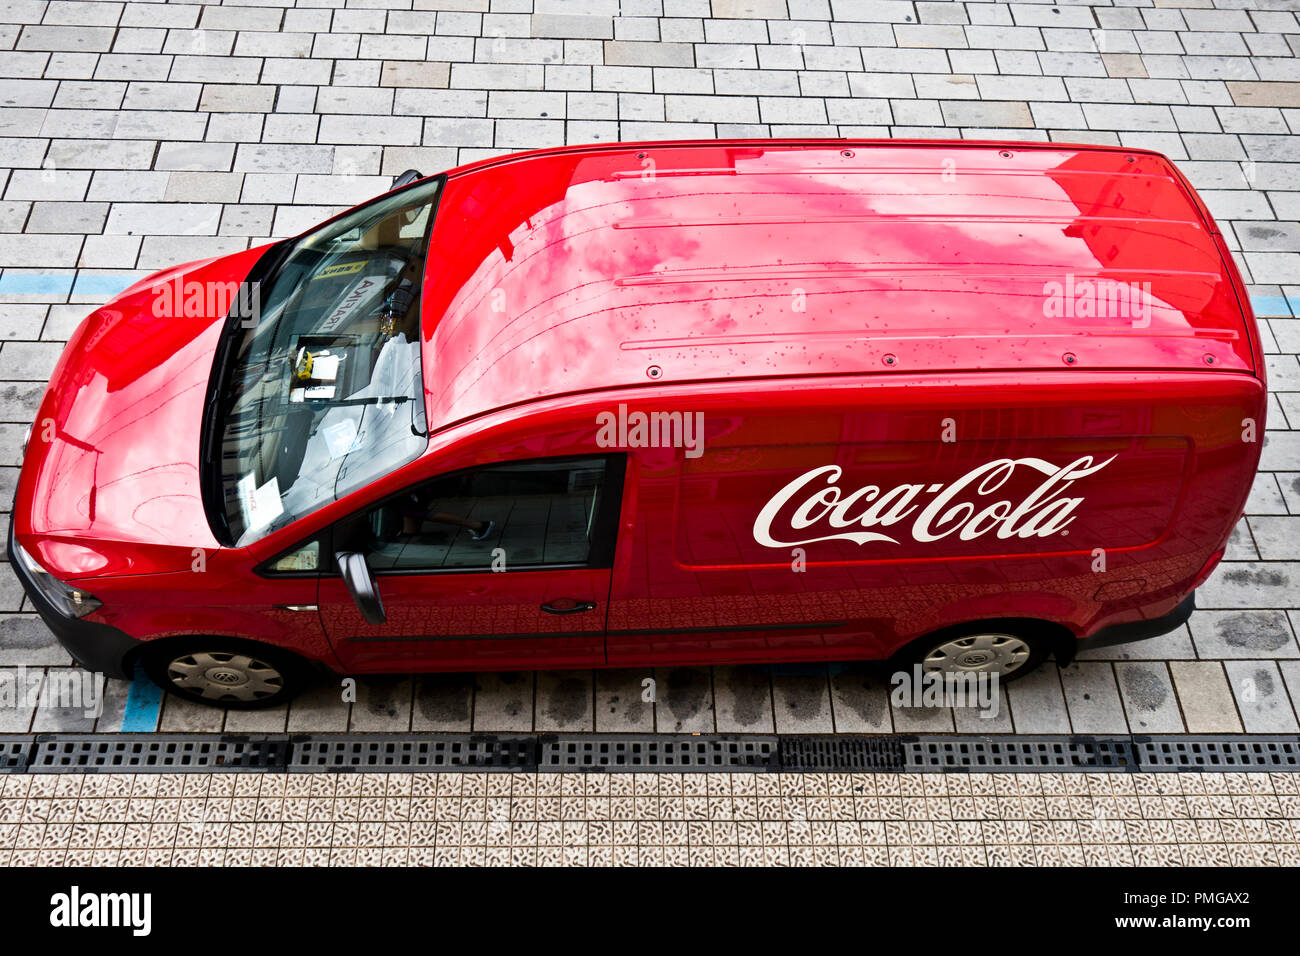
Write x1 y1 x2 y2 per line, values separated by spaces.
0 736 32 773
540 735 779 771
9 733 1300 774
289 735 535 772
1136 736 1300 771
30 735 287 773
906 737 1138 772
781 736 906 771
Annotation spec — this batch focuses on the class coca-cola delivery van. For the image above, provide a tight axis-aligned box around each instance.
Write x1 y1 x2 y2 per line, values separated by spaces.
11 140 1266 708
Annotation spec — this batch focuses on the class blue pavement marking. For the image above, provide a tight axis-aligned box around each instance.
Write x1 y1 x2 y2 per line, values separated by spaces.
120 663 163 733
71 273 140 298
1251 295 1293 317
0 273 74 296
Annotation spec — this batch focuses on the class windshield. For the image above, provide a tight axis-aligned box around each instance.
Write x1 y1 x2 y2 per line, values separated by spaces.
210 178 442 546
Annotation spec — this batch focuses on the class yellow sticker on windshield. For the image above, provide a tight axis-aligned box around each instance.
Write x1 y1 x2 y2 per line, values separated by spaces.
315 260 366 279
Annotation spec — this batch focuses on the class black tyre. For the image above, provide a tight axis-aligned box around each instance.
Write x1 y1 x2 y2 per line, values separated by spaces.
142 637 308 709
889 620 1054 683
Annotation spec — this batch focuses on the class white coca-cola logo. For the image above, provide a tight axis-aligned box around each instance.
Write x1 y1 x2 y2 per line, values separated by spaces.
752 455 1117 548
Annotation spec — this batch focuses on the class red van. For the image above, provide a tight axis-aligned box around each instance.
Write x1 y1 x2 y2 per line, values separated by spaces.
10 140 1266 708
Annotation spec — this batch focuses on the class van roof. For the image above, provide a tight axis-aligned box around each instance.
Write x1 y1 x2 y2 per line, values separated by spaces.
419 139 1256 432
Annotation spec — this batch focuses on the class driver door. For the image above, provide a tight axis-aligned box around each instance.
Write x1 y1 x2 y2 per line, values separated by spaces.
318 454 623 673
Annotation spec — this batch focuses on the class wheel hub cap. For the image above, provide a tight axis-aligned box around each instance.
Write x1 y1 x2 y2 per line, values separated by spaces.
166 651 284 702
922 633 1030 676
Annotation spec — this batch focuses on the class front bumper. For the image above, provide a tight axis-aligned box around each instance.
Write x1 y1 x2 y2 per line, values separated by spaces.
1057 592 1196 666
6 525 141 680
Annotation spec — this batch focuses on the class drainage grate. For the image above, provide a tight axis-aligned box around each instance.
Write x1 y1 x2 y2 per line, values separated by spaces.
540 735 779 771
289 735 535 772
781 736 906 771
30 735 287 773
1136 736 1300 772
906 737 1139 772
0 736 32 773
9 733 1300 774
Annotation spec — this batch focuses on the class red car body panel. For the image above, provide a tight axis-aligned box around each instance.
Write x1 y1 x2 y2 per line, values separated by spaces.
11 139 1267 680
420 140 1255 433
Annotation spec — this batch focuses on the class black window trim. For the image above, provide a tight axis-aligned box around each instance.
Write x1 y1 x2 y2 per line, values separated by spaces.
255 452 626 579
254 531 331 579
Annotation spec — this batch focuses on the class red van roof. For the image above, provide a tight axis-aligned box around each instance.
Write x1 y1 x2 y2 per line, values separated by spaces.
419 139 1257 432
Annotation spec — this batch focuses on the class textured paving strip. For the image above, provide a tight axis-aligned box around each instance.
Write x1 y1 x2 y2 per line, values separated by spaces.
1 770 1298 866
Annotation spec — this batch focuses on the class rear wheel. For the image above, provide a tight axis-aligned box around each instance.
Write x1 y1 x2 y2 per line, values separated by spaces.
142 638 307 709
893 623 1052 682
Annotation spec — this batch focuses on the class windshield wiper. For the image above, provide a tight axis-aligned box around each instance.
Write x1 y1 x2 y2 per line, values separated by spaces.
325 395 416 407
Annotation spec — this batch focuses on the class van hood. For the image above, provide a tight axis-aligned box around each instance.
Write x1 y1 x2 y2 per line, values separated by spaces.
14 245 272 579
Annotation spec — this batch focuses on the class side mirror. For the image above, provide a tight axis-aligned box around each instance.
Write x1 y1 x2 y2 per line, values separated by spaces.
391 169 423 189
335 552 386 625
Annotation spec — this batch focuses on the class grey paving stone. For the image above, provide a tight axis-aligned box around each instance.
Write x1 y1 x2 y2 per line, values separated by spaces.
1224 521 1259 561
1279 474 1300 514
1006 666 1072 733
827 663 893 732
1280 660 1300 719
535 669 594 732
1059 662 1129 734
222 702 287 734
0 666 37 732
652 666 714 733
0 341 62 380
1115 661 1184 733
712 665 775 733
1199 561 1300 609
92 674 132 733
158 693 223 732
285 680 351 733
411 672 475 732
953 684 1013 732
771 668 835 732
940 98 1034 126
713 0 789 18
1191 609 1300 660
1169 661 1243 733
346 677 414 733
471 671 534 732
532 14 614 41
0 382 44 423
1247 516 1300 560
889 698 955 732
593 668 655 732
1224 660 1300 732
1246 474 1290 518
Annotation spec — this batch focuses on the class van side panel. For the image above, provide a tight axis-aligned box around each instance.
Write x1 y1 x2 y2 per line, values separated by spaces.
604 372 1264 666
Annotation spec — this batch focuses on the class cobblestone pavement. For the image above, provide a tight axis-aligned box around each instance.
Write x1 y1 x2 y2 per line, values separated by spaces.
1 0 1299 736
2 770 1298 865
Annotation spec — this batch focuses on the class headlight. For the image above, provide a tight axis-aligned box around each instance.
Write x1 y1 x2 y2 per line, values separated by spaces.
11 540 101 619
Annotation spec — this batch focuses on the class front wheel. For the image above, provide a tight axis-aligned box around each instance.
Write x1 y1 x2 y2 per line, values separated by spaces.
892 624 1052 682
142 638 307 709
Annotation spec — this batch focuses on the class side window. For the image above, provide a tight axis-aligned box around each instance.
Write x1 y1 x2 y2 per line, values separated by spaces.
265 539 320 573
335 456 620 573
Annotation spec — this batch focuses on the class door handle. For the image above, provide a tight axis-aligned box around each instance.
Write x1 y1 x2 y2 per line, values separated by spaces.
540 599 597 615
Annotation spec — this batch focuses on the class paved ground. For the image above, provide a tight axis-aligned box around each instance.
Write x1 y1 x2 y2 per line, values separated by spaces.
2 769 1298 865
1 0 1299 737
